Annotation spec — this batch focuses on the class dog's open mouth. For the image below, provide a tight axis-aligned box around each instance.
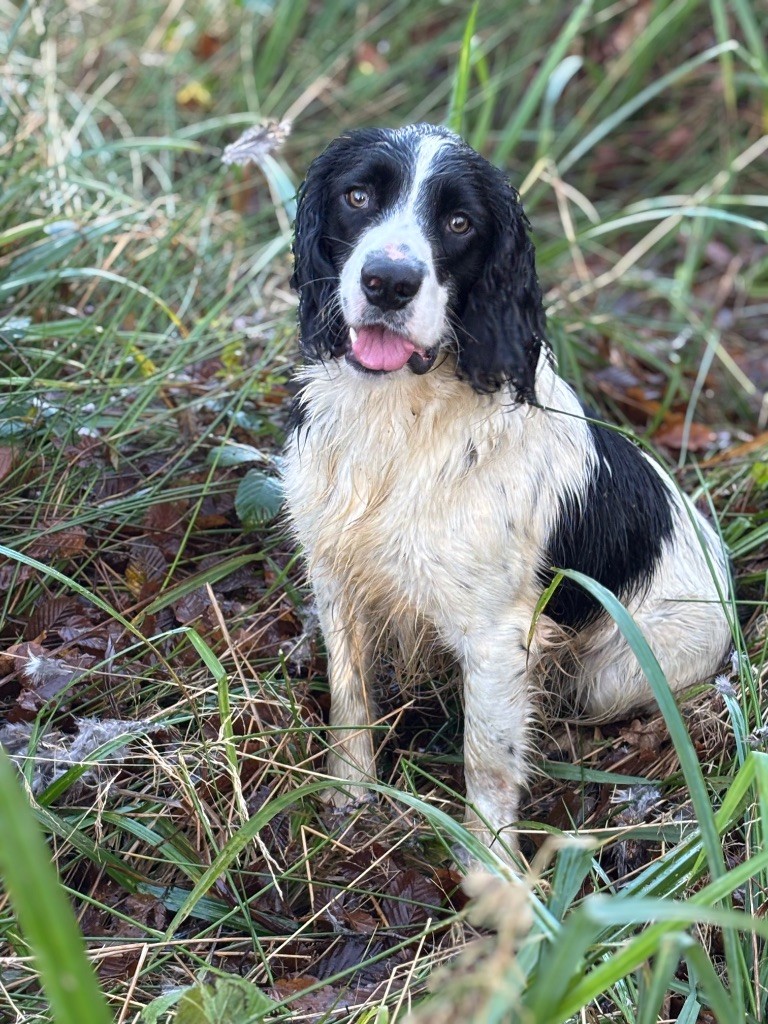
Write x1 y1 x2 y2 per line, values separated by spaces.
347 326 437 375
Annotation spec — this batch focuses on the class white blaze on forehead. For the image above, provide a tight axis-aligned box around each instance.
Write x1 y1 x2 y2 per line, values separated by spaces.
401 134 450 217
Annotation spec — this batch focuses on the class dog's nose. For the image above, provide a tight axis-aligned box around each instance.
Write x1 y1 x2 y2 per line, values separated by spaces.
360 256 424 311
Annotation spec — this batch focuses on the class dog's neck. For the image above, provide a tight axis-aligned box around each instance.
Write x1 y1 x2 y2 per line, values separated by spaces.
296 349 567 424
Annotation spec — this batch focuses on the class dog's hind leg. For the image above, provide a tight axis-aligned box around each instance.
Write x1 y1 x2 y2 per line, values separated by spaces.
574 597 731 720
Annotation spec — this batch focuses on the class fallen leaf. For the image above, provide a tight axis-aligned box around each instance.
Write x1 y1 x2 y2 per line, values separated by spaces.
171 587 211 624
344 908 378 934
271 977 340 1014
144 500 188 539
24 596 78 641
0 447 14 482
28 526 87 560
176 81 213 110
194 32 223 60
382 869 442 928
125 541 166 597
653 420 717 452
621 717 664 760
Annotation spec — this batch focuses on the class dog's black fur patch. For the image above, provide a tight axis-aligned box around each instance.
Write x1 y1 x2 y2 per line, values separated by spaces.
540 422 676 629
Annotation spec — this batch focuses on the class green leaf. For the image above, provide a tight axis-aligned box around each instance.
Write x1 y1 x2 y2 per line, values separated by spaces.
142 988 187 1023
547 839 597 922
636 934 689 1024
235 469 283 530
172 977 276 1023
207 442 271 467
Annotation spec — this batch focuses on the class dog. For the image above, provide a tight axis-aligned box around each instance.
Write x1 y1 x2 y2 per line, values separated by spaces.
282 123 732 862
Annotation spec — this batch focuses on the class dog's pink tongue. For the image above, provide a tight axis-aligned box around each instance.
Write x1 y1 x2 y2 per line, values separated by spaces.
352 326 415 371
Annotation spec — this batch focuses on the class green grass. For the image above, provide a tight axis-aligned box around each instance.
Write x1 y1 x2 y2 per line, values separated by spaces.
1 0 768 1021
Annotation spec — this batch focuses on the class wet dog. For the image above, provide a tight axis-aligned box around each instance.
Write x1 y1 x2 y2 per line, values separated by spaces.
283 123 731 860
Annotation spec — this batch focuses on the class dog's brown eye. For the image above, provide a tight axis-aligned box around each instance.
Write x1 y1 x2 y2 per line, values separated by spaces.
346 188 369 209
447 212 471 234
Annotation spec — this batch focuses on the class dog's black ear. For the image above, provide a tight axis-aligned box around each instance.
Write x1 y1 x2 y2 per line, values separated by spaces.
455 173 546 402
291 150 347 361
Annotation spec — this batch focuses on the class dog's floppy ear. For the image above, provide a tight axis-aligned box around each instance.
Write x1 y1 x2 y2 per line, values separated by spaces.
455 173 546 402
291 148 347 360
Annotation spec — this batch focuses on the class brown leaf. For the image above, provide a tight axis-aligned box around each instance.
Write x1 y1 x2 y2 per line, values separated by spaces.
57 615 108 650
143 500 188 539
28 526 87 561
122 893 167 932
314 937 383 980
194 31 223 60
125 541 166 597
653 420 717 453
702 430 768 467
271 977 338 1014
344 908 378 934
171 587 210 624
24 597 78 642
621 717 665 760
272 977 319 996
381 869 442 928
0 447 14 482
0 559 32 589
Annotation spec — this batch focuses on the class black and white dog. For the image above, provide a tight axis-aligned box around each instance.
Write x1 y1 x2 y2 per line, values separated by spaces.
283 123 731 861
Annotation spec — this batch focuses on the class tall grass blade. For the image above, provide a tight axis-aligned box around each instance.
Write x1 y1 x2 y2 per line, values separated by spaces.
636 933 689 1024
494 0 593 163
446 2 479 135
558 569 725 880
557 567 746 1015
559 41 740 173
0 748 113 1024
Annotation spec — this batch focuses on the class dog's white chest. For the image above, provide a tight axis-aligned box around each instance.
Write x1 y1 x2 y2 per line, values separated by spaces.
282 365 562 634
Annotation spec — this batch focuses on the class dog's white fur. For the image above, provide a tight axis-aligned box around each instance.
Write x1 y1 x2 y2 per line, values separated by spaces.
284 127 732 861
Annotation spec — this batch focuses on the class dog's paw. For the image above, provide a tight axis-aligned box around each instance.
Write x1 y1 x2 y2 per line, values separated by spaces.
455 815 522 873
451 841 521 877
320 783 376 809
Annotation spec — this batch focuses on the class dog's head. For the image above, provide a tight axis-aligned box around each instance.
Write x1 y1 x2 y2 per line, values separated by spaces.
291 123 546 401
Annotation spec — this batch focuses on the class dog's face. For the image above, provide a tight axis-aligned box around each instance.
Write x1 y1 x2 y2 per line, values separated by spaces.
292 124 547 400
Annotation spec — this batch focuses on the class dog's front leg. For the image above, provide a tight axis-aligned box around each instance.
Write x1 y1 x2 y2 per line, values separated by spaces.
315 582 377 805
460 624 534 862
